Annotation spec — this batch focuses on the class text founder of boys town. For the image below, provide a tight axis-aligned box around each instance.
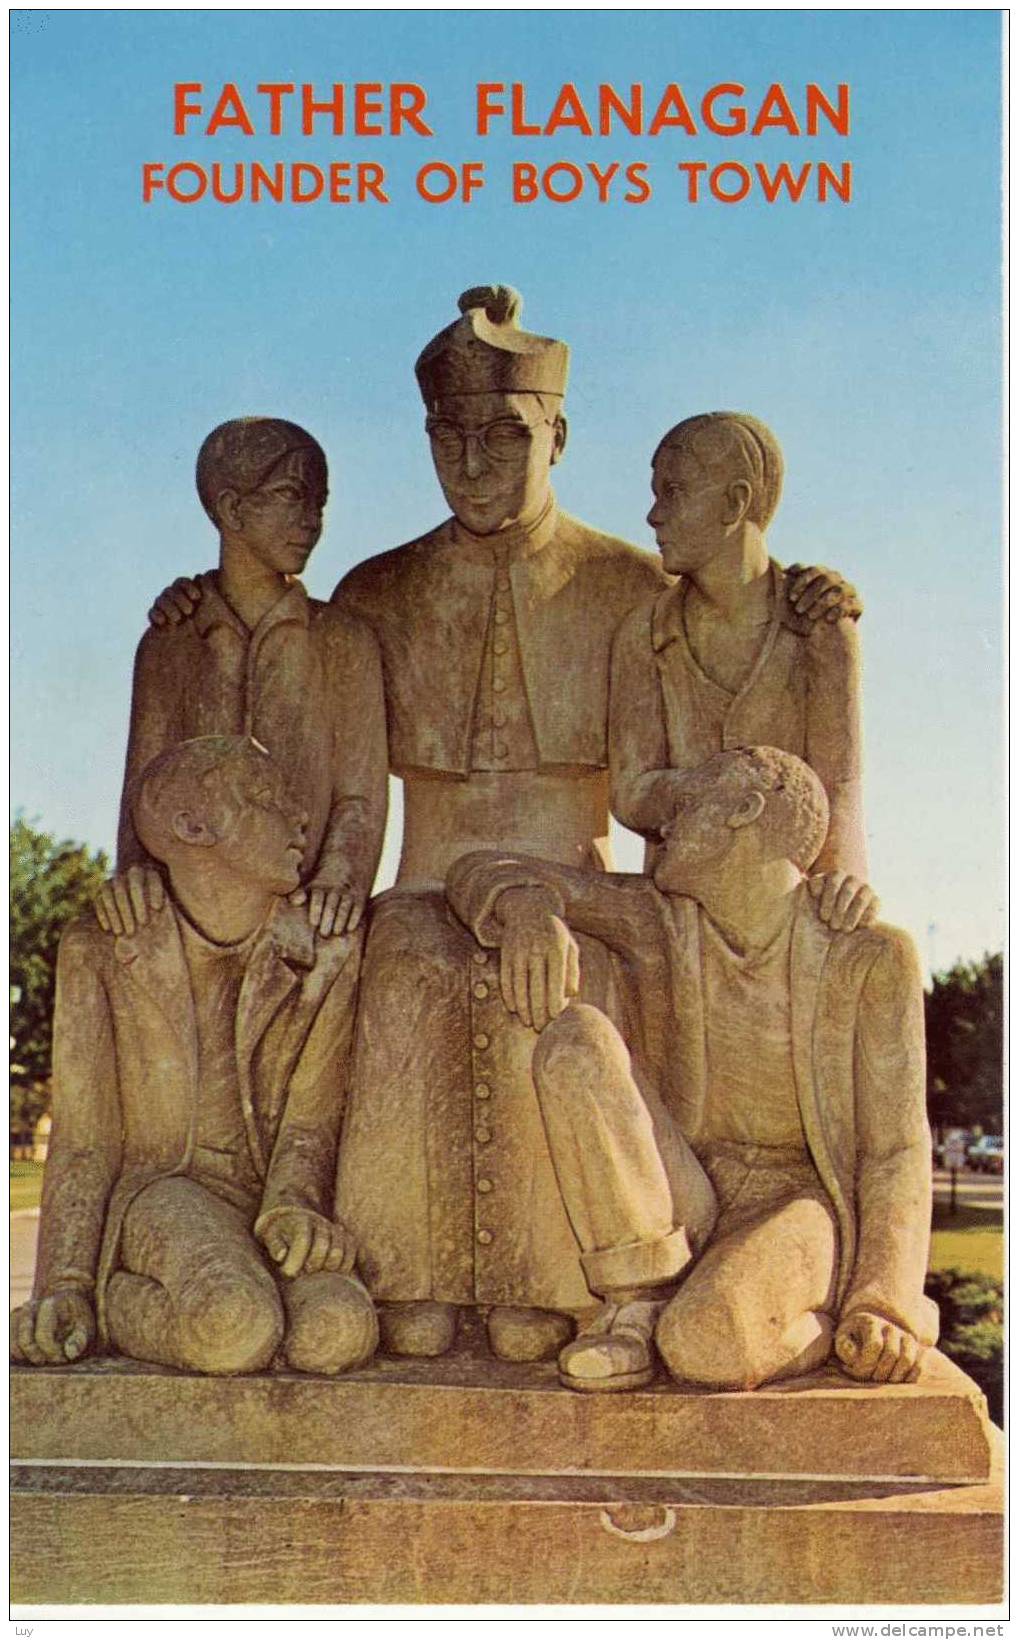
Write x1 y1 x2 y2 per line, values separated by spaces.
331 287 852 1359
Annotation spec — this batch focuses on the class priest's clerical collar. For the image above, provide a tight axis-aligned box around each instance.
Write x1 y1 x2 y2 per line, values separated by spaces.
449 495 558 560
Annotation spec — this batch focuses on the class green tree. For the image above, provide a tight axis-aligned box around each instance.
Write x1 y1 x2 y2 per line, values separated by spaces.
10 816 109 1132
925 1268 1003 1424
925 952 1003 1133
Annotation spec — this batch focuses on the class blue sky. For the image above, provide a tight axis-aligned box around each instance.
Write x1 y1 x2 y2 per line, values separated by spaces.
11 9 1003 973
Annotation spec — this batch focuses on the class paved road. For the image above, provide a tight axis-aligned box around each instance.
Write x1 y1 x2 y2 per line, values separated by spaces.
9 1168 1000 1313
931 1168 1003 1210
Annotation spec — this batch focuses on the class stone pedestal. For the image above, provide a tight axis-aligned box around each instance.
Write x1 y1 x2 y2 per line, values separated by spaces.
11 1346 1003 1606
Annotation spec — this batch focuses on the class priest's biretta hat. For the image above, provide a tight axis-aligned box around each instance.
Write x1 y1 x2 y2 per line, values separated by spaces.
415 285 570 408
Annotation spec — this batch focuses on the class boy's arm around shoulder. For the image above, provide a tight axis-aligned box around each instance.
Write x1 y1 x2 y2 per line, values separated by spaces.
608 598 681 838
311 605 389 909
117 623 185 872
804 615 867 879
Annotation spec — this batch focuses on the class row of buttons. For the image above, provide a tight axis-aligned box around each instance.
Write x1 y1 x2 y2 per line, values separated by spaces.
470 947 496 1249
489 569 512 754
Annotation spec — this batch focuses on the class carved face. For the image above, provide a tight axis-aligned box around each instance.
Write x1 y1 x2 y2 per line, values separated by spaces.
213 761 308 893
647 444 734 576
427 392 563 536
652 766 745 896
228 449 327 576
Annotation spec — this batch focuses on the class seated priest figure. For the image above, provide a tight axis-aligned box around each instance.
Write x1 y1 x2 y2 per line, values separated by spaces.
447 745 939 1393
141 304 861 1369
11 735 377 1377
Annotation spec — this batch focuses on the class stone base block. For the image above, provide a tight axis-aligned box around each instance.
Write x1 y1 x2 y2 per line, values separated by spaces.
11 1459 1004 1605
11 1348 1003 1605
10 1347 995 1482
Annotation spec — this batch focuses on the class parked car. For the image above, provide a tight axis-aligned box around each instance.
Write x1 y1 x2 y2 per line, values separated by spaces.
967 1135 1004 1174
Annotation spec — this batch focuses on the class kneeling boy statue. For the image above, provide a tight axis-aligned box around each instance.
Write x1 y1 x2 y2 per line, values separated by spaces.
11 735 377 1376
448 746 939 1393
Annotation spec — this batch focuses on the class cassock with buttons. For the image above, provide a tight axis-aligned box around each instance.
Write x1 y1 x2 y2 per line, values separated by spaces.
332 289 667 1314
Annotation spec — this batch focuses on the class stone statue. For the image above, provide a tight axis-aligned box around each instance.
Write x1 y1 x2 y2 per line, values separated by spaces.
140 294 862 1364
11 736 378 1376
611 412 872 929
8 302 1001 1613
448 746 939 1393
98 417 388 942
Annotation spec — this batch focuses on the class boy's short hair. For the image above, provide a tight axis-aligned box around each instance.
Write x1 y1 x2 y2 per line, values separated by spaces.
195 418 328 525
712 745 829 870
656 412 784 530
133 735 274 863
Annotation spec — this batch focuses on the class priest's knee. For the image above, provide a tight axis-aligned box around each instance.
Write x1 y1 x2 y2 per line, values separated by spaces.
362 900 463 1018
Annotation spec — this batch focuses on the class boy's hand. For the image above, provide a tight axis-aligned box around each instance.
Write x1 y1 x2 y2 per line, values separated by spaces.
808 872 879 933
148 576 203 628
289 878 365 936
835 1310 923 1384
94 865 166 937
495 887 580 1032
11 1290 96 1364
255 1207 358 1278
786 565 862 623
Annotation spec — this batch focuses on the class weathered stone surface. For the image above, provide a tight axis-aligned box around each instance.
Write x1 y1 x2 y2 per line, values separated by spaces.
11 1439 1003 1605
11 736 378 1380
116 417 387 898
10 1349 993 1484
10 293 995 1611
613 412 867 880
17 301 882 1403
448 744 937 1394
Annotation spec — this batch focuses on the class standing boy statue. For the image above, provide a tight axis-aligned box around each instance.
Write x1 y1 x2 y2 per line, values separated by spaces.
612 412 873 926
12 736 377 1376
99 417 387 941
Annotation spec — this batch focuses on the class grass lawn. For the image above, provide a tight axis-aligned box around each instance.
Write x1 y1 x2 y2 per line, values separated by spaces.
928 1201 1003 1280
10 1161 44 1212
